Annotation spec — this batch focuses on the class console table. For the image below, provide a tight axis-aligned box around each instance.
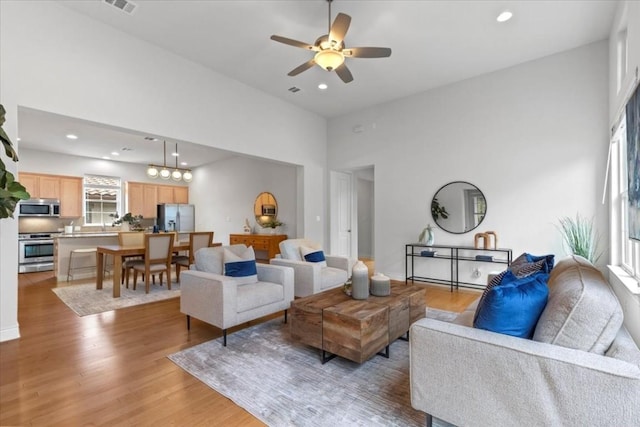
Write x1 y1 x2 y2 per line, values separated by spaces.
405 243 512 291
229 233 287 261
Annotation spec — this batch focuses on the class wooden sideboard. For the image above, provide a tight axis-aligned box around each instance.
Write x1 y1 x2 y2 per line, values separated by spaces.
229 234 287 261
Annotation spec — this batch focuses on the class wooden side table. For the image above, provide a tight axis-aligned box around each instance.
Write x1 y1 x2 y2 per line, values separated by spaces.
229 233 287 261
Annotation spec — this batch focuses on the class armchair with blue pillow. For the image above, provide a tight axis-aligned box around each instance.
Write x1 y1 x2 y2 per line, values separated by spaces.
269 238 355 297
179 244 294 346
410 253 640 427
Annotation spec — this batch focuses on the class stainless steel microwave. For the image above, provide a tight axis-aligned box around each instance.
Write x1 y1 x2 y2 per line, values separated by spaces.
18 199 60 217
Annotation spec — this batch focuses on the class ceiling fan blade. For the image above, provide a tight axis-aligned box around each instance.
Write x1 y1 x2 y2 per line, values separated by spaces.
335 63 353 83
343 47 392 58
288 59 316 76
270 35 318 51
329 13 351 44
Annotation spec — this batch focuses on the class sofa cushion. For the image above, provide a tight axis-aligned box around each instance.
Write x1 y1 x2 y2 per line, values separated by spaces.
474 252 554 324
300 245 327 267
236 281 283 313
532 255 623 355
473 271 549 338
194 246 225 275
280 238 321 261
320 266 349 290
223 246 258 285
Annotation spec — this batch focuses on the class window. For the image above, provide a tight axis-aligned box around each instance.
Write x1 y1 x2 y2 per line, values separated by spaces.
612 111 640 281
84 175 121 225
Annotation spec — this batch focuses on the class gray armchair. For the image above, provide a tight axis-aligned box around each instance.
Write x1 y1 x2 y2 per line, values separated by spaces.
269 238 354 297
180 244 294 346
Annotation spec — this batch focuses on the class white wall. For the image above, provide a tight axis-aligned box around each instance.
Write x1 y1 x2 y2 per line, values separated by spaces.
0 1 326 341
328 41 610 282
190 156 297 243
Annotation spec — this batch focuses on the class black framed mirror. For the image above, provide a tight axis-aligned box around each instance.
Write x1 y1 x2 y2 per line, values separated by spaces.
431 181 486 234
254 192 278 227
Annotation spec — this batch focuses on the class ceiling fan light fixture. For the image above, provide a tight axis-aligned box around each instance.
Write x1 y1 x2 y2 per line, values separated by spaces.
314 49 344 71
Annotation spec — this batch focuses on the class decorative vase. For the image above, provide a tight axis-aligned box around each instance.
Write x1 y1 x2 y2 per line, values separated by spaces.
351 260 369 300
426 227 435 246
419 224 435 246
370 272 391 296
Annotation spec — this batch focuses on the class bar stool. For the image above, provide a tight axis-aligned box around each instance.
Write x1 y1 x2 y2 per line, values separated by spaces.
67 248 98 282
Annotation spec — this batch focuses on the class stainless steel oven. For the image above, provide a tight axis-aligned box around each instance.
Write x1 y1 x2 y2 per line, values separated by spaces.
18 233 57 273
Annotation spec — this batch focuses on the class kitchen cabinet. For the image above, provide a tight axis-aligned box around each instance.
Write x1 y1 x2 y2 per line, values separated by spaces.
157 185 189 204
127 182 188 218
59 177 83 217
19 173 61 199
126 182 157 219
20 173 82 217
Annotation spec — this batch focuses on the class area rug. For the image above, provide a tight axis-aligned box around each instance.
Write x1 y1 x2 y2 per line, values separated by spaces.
168 307 458 427
52 279 180 316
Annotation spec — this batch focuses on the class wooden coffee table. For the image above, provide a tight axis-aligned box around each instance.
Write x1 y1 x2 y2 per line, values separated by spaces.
290 283 425 363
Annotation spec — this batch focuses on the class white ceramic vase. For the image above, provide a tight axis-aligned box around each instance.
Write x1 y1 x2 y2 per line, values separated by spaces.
351 260 369 300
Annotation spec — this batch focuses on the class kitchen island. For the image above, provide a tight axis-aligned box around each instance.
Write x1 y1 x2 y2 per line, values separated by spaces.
55 233 119 282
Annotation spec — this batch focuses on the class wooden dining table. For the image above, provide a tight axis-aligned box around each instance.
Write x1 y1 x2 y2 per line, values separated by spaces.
96 241 189 298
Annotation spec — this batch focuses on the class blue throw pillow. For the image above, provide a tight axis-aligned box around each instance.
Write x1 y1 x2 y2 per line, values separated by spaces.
223 247 258 285
473 271 549 339
300 245 327 267
225 259 257 277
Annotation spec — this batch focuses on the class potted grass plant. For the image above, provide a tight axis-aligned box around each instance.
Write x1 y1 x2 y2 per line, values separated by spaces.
557 213 602 264
0 104 30 219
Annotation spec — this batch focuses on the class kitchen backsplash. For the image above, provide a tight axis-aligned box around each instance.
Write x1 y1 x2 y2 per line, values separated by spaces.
18 217 157 233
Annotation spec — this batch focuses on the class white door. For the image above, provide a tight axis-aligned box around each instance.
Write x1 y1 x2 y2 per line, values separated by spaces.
330 171 353 258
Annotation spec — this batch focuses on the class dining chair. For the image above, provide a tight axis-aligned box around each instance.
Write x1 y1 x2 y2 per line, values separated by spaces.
118 231 145 288
130 233 175 294
173 231 214 282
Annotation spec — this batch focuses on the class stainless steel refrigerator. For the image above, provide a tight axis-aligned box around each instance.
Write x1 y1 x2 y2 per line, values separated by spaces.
156 204 195 232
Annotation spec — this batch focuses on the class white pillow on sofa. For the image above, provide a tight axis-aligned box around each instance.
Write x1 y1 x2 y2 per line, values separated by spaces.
300 245 327 267
223 246 258 285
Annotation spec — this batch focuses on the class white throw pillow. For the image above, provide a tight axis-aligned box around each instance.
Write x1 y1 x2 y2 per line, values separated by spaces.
300 245 327 267
223 246 258 285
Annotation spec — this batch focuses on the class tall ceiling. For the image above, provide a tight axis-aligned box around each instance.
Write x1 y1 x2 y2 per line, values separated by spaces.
17 0 618 166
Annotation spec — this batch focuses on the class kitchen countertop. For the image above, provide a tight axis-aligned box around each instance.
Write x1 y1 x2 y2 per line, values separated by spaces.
56 232 119 238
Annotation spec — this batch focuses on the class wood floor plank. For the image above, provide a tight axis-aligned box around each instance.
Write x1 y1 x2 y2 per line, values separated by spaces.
1 270 478 425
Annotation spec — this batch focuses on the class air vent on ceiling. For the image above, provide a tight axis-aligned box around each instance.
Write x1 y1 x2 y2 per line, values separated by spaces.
104 0 137 15
288 87 301 93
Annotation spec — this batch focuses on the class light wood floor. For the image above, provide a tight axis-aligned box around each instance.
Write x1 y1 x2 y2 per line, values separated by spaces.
0 271 480 426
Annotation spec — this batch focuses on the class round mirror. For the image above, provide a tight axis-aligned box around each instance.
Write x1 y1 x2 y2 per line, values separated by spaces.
254 192 278 227
431 181 486 234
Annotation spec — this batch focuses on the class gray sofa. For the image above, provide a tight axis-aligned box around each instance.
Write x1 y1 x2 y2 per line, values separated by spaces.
410 255 640 426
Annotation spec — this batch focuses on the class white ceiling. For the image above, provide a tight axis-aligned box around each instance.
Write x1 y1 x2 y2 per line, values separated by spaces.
17 0 618 167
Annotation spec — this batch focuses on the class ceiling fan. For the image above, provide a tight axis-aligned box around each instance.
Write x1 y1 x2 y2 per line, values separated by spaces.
270 0 392 83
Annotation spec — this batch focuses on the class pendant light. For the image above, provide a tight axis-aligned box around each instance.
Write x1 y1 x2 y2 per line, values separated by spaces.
171 142 182 181
159 140 171 179
145 139 193 182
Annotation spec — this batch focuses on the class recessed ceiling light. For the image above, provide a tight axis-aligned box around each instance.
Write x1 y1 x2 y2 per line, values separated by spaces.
496 10 513 22
171 152 179 157
66 134 78 140
101 156 110 160
111 152 119 156
16 137 21 141
318 83 328 90
144 136 158 141
180 161 188 166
